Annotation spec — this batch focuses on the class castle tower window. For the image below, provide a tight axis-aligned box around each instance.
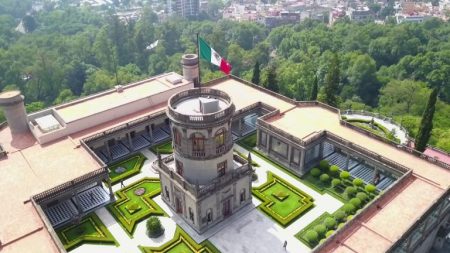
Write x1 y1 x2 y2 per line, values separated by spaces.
173 128 181 146
191 133 205 152
217 161 227 177
215 128 225 147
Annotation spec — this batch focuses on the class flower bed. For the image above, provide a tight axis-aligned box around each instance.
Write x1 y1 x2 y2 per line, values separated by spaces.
108 154 146 185
107 177 165 237
253 172 314 227
139 227 220 253
56 213 119 251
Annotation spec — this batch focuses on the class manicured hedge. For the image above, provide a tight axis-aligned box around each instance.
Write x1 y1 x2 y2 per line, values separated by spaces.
56 213 119 251
356 192 368 202
365 184 377 193
253 172 314 227
331 178 341 188
329 165 340 177
108 154 146 185
352 178 364 187
340 171 350 180
320 173 330 182
311 168 321 177
107 178 165 237
334 210 346 222
314 224 327 236
324 217 337 229
150 141 173 154
305 230 319 243
350 198 362 208
319 160 329 172
140 227 220 253
343 203 356 214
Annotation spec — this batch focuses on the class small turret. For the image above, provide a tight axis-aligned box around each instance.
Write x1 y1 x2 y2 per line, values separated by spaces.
181 54 199 87
0 90 29 134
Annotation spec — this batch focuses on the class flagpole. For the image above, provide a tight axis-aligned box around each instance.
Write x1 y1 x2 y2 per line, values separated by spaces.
196 33 201 87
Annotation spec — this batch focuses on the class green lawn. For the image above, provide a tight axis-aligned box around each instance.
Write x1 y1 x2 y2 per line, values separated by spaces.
56 213 118 251
253 172 314 227
108 154 146 185
107 178 165 237
139 227 220 253
150 141 173 154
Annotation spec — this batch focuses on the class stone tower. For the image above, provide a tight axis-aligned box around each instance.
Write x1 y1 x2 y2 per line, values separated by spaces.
154 87 252 234
0 90 29 133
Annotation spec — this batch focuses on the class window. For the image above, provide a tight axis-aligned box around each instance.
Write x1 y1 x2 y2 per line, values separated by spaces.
176 160 183 176
165 186 170 201
215 129 225 146
191 133 205 152
207 209 213 222
240 189 246 203
217 161 227 177
189 207 194 223
173 128 181 146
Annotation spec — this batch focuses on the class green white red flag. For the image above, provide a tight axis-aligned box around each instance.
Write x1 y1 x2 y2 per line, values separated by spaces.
198 37 232 75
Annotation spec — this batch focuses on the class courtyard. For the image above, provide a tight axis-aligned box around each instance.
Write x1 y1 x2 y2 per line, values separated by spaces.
56 136 351 253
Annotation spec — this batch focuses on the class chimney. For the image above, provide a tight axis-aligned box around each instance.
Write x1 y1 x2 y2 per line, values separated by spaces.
0 90 29 134
181 54 199 87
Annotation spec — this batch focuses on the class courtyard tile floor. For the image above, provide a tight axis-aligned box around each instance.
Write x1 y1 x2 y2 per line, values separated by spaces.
68 144 343 253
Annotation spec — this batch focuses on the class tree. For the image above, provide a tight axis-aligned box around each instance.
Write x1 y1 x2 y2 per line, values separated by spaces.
22 15 37 32
310 74 318 100
323 53 339 107
347 54 380 106
379 80 430 115
265 65 279 92
251 61 260 85
415 88 439 152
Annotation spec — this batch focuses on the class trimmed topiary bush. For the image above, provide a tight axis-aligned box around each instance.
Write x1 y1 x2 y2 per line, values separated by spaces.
331 178 341 188
319 160 330 172
311 168 321 177
326 230 335 238
320 173 330 183
346 215 354 221
345 186 357 197
337 223 345 229
305 230 319 243
353 178 364 187
340 171 350 180
350 198 362 208
329 165 340 177
146 216 164 238
343 203 356 214
356 192 368 202
319 238 327 244
365 184 377 193
313 224 327 236
323 217 337 229
334 210 346 222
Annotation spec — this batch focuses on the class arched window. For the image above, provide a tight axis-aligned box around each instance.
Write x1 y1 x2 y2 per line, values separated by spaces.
191 133 205 152
215 128 225 147
173 128 181 146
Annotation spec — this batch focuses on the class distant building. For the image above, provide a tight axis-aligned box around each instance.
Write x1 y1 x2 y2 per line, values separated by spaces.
347 6 374 22
168 0 200 18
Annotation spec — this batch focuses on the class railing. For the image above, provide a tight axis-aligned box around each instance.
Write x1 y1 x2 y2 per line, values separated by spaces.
340 119 450 170
297 101 340 113
167 88 235 125
325 131 410 174
33 168 108 203
156 154 251 198
341 109 410 140
386 187 450 253
82 110 166 143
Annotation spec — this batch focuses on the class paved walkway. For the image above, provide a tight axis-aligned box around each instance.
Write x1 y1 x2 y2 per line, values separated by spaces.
70 145 343 253
208 145 343 253
343 114 408 144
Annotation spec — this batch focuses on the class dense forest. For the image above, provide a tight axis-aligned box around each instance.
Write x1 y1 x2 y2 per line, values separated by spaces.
0 1 449 151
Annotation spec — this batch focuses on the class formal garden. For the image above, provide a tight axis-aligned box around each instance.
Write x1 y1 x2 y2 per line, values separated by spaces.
56 213 119 251
296 160 379 248
253 172 314 227
341 117 400 143
139 228 220 253
150 141 173 154
108 153 147 185
107 177 166 237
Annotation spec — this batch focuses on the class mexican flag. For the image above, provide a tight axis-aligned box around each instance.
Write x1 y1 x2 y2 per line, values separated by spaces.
198 37 232 75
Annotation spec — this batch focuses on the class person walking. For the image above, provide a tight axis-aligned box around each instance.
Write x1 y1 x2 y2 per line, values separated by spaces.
283 240 287 250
